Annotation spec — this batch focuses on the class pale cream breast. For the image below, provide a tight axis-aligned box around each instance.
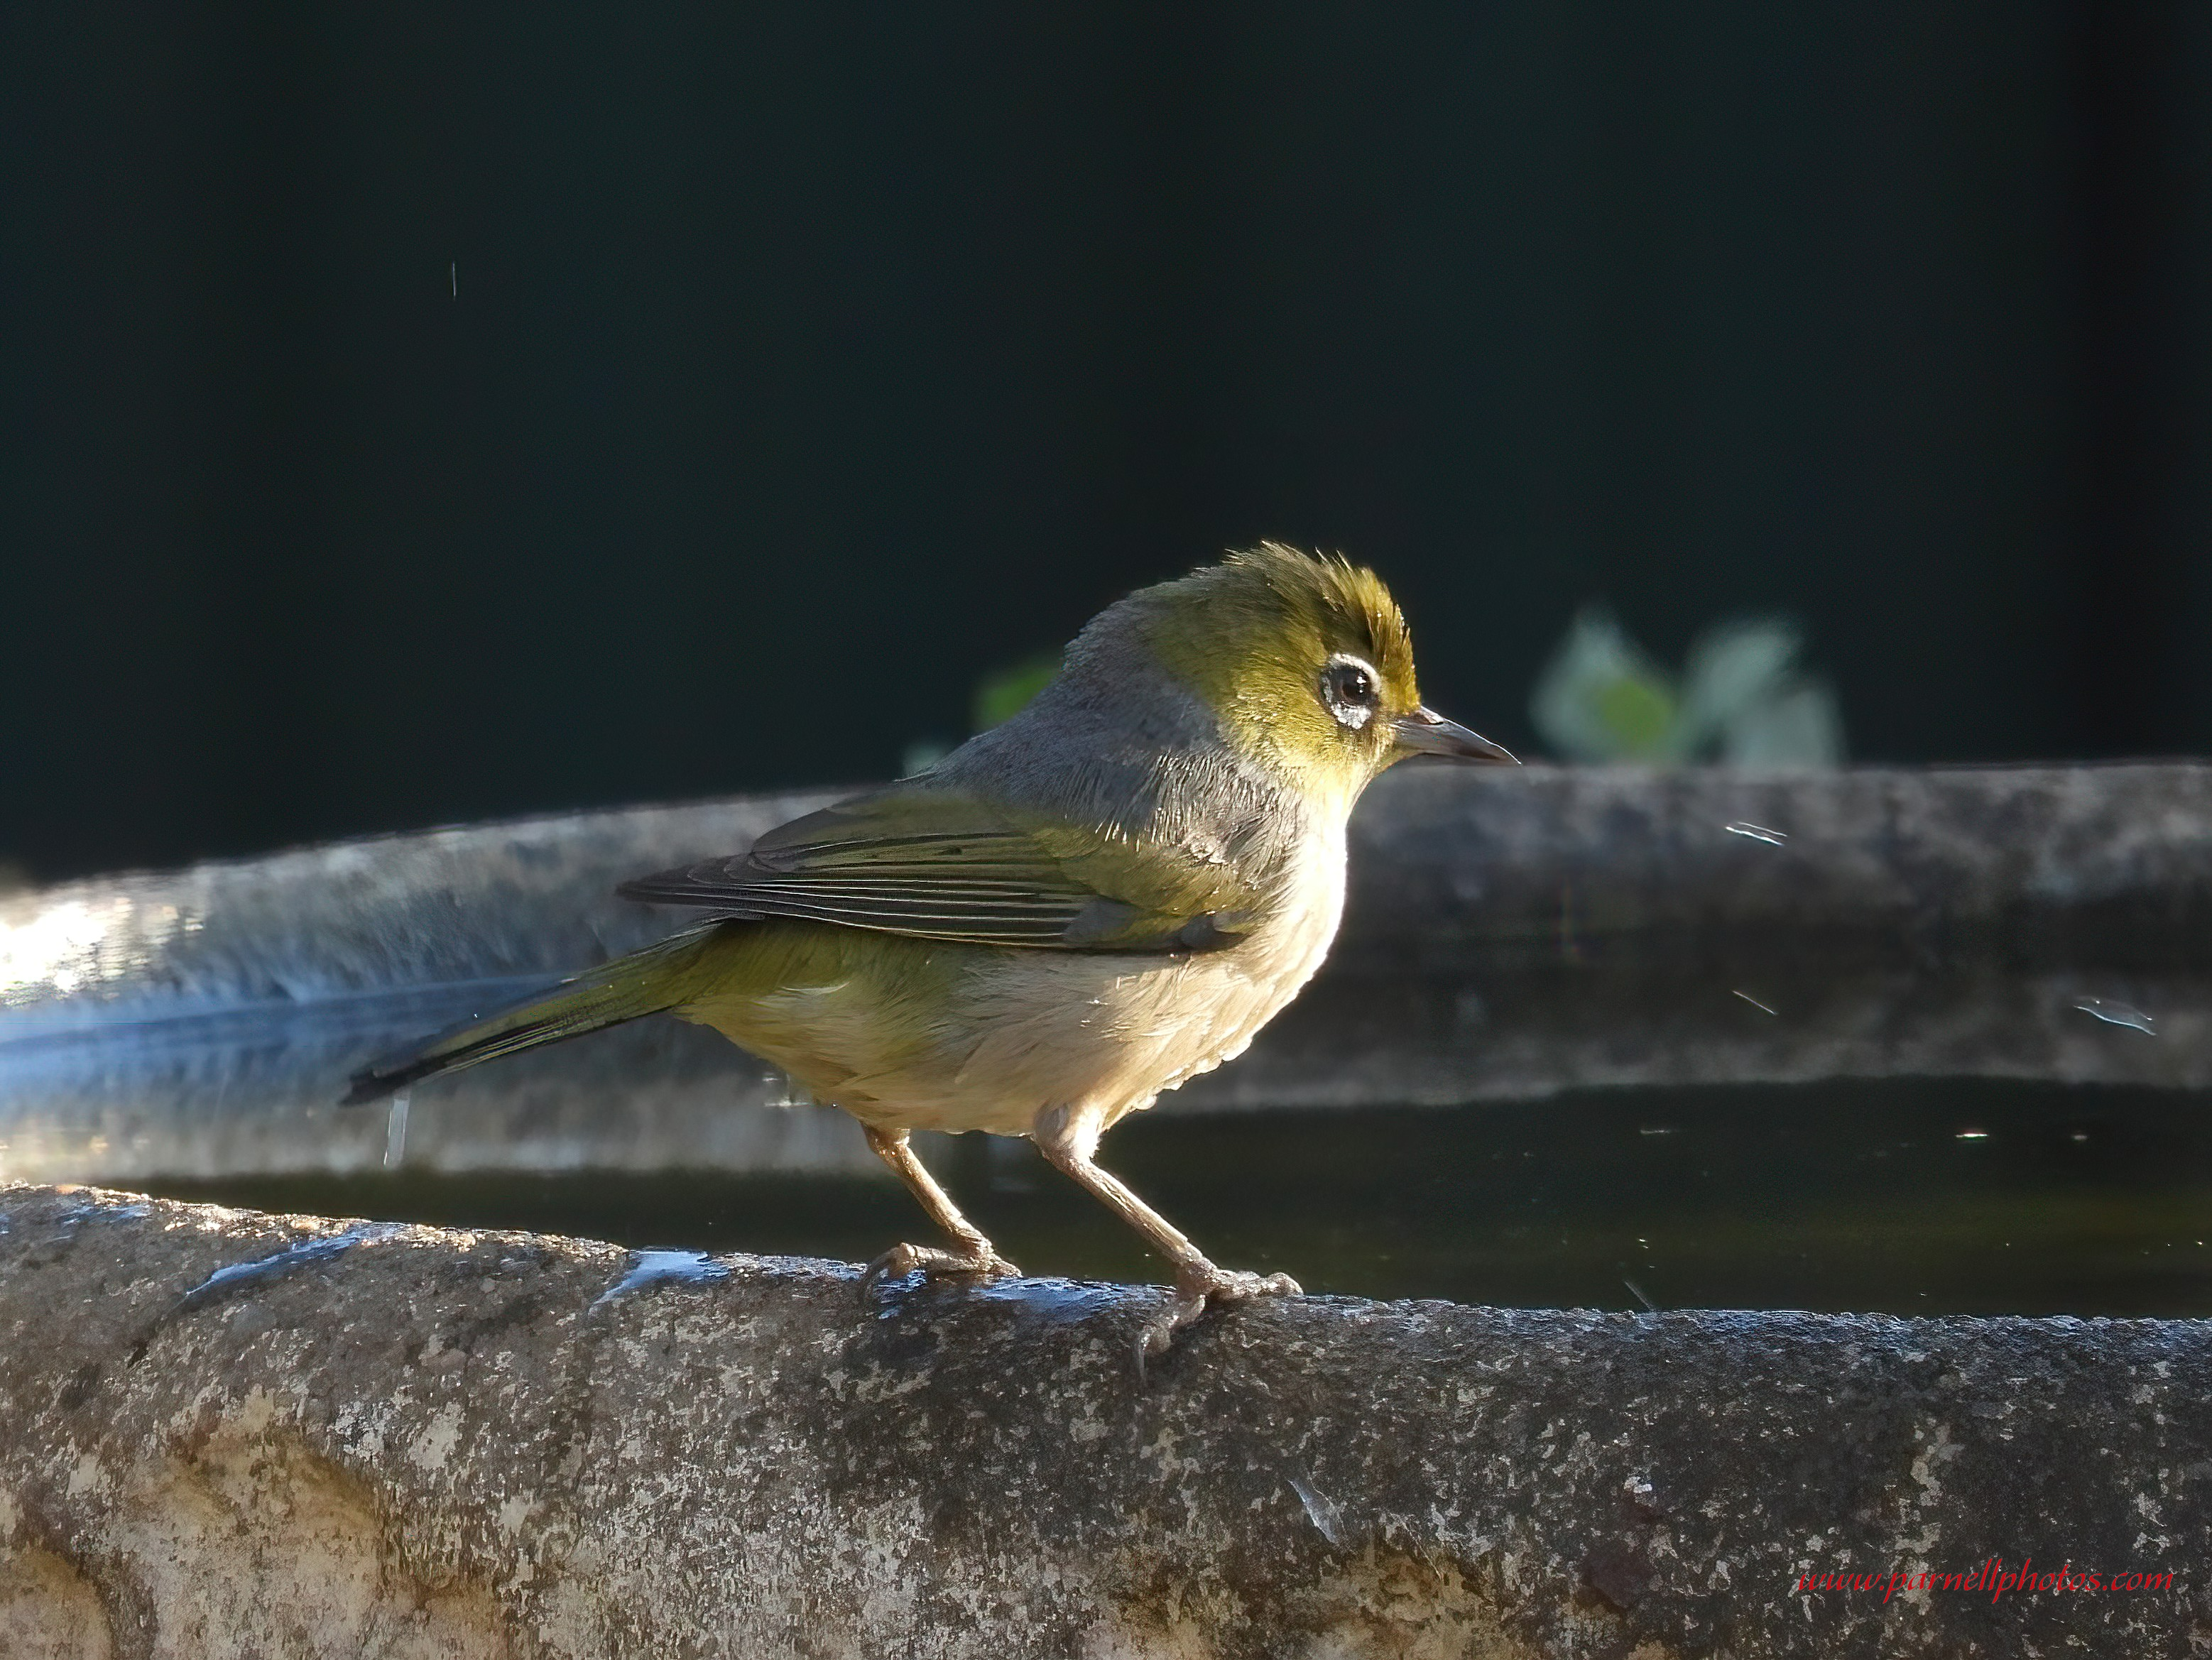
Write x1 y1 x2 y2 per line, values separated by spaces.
819 819 1349 1138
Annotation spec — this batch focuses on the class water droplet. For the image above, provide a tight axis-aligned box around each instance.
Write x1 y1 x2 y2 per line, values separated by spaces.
55 1201 148 1225
177 1227 391 1315
2074 998 2155 1035
1288 1470 1344 1545
1623 1277 1659 1313
1955 1130 1989 1141
971 1277 1123 1324
1723 821 1788 846
383 1092 410 1169
760 1069 810 1110
1732 990 1778 1016
593 1250 731 1308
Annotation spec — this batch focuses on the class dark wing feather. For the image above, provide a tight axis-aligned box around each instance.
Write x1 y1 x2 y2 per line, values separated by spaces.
616 786 1256 954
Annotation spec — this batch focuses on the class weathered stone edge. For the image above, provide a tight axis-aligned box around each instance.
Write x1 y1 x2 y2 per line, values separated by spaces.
2 1184 2206 1659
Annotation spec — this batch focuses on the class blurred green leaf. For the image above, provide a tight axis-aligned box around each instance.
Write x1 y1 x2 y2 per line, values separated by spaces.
1530 605 1844 766
1596 676 1679 755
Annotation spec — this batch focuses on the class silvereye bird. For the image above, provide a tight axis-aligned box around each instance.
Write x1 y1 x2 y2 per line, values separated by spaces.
347 544 1515 1352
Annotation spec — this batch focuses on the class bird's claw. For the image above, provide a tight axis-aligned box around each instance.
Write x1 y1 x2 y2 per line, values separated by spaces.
1138 1265 1302 1365
859 1241 1020 1298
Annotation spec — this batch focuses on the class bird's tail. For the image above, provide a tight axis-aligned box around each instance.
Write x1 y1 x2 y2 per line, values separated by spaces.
341 925 721 1106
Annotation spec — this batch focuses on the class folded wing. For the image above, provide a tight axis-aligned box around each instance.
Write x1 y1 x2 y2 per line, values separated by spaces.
616 785 1258 954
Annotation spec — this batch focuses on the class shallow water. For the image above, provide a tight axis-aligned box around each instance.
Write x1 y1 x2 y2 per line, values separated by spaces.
135 1074 2212 1318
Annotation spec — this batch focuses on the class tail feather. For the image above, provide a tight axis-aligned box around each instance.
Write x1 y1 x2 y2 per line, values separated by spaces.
341 927 717 1106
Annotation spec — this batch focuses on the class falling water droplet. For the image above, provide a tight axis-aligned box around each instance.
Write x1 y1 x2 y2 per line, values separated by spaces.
1723 822 1788 846
2074 998 2155 1035
383 1092 410 1169
1732 990 1778 1016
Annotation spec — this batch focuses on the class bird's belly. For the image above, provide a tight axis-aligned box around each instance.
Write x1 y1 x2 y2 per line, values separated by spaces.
993 934 1329 1132
861 861 1340 1137
682 843 1346 1139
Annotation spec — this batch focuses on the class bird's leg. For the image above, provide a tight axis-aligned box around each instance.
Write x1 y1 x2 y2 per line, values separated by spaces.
1032 1105 1299 1358
859 1125 1020 1292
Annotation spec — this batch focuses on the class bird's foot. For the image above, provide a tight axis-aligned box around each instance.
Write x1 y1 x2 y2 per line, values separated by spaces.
1139 1262 1302 1364
860 1240 1021 1298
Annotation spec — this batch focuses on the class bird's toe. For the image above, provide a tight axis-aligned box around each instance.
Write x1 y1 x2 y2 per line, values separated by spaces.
1137 1292 1206 1369
1188 1265 1302 1305
1136 1262 1302 1370
859 1242 1020 1297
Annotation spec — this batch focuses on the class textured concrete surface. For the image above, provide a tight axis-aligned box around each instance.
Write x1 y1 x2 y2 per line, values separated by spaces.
3 1184 2206 1659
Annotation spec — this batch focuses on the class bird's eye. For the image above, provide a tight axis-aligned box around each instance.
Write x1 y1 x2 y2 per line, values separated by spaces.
1320 656 1380 728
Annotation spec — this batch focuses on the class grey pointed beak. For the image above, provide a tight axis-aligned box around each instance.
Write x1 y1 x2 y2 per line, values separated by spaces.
1392 706 1520 764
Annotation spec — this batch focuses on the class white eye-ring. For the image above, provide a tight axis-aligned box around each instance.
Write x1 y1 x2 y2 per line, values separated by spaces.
1319 653 1380 730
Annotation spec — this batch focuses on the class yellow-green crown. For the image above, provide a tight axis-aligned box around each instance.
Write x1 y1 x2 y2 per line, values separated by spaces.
1137 542 1422 796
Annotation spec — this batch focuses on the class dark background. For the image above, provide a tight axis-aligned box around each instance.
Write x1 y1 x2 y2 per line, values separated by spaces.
9 4 2212 883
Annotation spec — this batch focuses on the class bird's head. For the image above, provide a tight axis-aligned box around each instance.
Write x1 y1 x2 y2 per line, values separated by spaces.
1131 543 1516 812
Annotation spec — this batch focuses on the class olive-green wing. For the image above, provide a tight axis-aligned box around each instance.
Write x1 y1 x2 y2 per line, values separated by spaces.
616 785 1259 954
